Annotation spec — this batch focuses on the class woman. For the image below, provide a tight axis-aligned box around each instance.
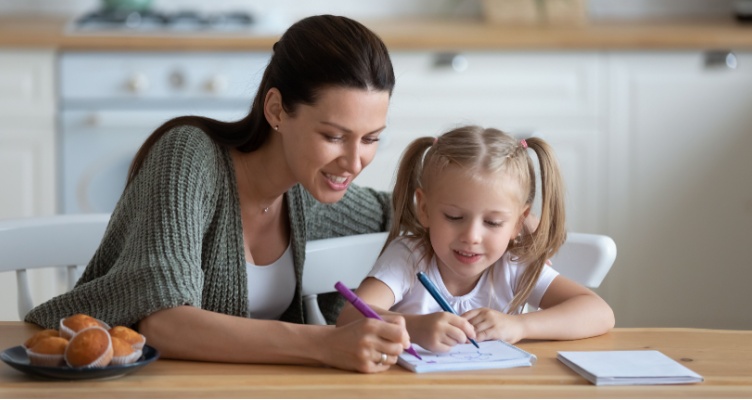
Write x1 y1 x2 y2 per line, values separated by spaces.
25 15 410 373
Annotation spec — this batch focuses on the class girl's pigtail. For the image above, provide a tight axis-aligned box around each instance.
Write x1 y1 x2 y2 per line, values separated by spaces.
382 136 435 255
527 137 567 261
507 137 568 314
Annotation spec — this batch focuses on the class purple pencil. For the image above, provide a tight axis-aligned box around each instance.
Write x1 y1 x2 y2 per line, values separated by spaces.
335 281 422 360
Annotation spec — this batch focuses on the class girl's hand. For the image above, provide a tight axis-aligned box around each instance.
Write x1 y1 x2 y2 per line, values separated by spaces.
463 308 526 344
322 314 411 373
406 312 477 354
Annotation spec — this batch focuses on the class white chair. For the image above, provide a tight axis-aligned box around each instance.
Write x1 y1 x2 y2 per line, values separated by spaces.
0 213 110 320
302 232 388 325
302 231 616 325
521 232 617 313
548 232 617 289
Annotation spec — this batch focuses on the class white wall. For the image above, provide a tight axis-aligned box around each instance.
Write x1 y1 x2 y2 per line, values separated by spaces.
0 0 479 19
0 0 738 20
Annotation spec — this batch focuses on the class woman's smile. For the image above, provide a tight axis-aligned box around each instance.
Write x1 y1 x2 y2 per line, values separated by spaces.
324 172 351 190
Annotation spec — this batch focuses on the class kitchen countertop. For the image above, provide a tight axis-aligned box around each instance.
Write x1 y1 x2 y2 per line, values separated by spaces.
2 14 752 51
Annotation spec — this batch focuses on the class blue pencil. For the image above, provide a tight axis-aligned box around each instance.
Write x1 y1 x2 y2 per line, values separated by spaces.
417 271 480 348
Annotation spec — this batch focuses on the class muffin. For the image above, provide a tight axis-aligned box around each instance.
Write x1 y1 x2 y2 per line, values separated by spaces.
64 326 113 368
59 314 109 340
26 336 69 367
110 336 142 366
108 326 146 351
23 329 59 349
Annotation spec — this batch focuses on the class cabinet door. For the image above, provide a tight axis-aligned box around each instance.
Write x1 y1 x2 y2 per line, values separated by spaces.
605 51 752 329
0 50 57 321
356 51 606 232
0 126 55 219
0 50 56 218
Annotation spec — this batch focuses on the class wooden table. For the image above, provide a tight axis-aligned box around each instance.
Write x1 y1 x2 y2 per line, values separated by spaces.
1 322 751 398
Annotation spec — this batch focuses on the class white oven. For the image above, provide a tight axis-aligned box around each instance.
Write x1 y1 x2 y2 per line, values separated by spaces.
58 51 270 213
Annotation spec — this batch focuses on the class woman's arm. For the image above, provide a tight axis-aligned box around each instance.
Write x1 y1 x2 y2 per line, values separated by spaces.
139 305 411 373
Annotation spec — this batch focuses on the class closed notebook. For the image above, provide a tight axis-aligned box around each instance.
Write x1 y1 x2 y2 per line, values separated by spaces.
397 340 536 373
557 350 703 386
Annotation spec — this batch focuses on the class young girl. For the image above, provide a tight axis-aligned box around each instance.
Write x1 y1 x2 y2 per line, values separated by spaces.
337 125 614 353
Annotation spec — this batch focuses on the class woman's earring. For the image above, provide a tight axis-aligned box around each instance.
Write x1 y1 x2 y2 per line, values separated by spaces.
274 125 279 131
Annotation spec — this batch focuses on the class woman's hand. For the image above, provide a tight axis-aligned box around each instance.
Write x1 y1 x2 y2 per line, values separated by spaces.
405 312 477 354
320 314 411 373
463 308 525 344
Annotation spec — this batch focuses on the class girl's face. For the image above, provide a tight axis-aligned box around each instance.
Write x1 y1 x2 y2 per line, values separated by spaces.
416 165 529 294
279 87 389 203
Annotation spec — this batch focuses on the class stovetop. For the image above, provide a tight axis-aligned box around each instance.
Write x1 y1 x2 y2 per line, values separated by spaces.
72 9 255 32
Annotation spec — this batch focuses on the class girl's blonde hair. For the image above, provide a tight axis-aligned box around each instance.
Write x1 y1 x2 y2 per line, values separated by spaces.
386 125 567 314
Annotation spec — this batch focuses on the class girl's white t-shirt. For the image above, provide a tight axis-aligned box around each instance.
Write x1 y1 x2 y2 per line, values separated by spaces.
368 237 559 315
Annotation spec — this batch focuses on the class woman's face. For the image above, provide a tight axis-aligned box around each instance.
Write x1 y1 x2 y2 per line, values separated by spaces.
279 87 389 203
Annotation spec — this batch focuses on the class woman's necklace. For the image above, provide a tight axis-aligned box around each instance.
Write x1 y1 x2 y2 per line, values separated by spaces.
241 154 277 215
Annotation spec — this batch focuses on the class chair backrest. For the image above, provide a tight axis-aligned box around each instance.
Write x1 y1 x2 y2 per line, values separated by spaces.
549 232 617 289
302 232 388 325
0 213 110 320
301 231 616 325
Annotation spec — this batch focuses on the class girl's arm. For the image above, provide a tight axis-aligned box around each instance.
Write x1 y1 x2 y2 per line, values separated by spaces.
466 275 614 344
520 274 615 340
139 305 411 373
336 278 476 353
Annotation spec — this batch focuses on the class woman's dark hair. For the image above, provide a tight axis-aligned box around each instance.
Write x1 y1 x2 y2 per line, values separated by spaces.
126 14 395 185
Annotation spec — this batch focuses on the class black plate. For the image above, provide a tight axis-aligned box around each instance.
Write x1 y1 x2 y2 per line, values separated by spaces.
0 344 159 380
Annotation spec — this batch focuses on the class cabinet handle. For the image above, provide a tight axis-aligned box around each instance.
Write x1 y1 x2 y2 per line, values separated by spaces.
433 53 468 72
85 113 100 127
704 51 738 70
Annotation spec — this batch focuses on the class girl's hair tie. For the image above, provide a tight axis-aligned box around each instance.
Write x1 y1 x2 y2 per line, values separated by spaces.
520 139 528 149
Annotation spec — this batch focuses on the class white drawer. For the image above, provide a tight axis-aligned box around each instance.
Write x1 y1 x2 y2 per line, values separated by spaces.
389 51 603 119
59 52 269 104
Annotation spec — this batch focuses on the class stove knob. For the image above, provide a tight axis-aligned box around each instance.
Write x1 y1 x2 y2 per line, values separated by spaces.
127 73 150 93
205 75 228 94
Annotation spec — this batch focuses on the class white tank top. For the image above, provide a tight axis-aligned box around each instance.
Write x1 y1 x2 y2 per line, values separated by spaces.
246 243 295 320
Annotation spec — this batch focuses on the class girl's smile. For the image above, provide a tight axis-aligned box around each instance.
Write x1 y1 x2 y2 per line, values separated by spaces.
452 249 483 265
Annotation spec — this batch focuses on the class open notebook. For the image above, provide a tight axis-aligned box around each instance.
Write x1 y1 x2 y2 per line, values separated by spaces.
397 340 536 373
557 350 704 386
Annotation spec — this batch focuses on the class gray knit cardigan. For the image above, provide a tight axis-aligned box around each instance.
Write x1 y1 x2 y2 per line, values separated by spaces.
25 125 391 329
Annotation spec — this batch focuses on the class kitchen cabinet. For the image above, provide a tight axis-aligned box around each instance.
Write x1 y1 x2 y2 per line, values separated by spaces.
0 43 749 329
357 49 752 330
0 49 57 322
356 51 608 234
0 50 56 219
602 51 752 329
